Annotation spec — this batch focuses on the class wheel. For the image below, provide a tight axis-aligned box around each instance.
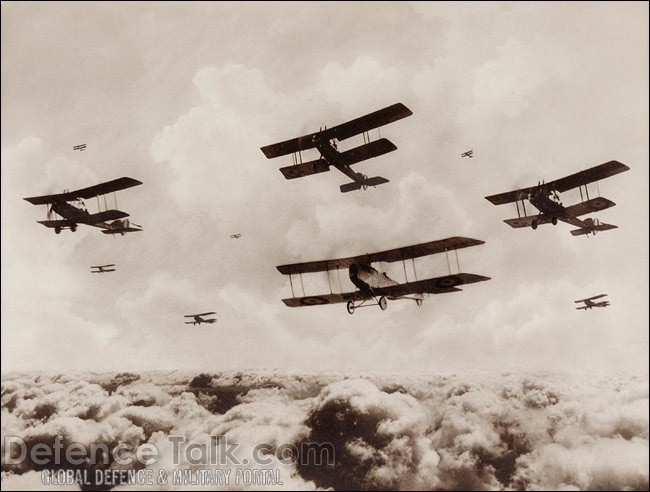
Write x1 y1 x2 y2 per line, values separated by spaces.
54 227 61 235
346 301 355 315
531 219 538 230
379 296 387 311
415 298 423 307
70 224 77 232
362 174 368 190
551 216 558 226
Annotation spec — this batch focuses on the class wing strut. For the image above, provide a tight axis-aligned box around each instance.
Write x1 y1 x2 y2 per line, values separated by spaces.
455 249 461 272
289 274 295 298
327 269 333 294
299 273 306 297
412 258 417 281
401 253 408 283
337 267 342 291
445 248 452 275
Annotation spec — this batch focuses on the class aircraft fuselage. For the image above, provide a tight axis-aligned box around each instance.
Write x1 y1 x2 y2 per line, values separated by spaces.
51 201 91 223
316 139 362 182
528 189 586 226
348 263 399 292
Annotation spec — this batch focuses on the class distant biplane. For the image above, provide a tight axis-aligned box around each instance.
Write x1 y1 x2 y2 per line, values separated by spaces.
24 177 143 235
575 294 610 310
461 150 474 158
73 144 87 151
261 103 412 193
276 237 490 314
230 233 242 239
90 264 116 274
485 160 629 236
184 312 217 325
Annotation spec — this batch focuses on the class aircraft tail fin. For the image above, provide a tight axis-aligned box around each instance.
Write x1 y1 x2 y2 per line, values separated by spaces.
340 176 389 193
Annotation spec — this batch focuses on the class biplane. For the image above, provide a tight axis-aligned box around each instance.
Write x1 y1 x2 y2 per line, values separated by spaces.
276 237 490 314
90 264 116 273
184 312 217 325
230 233 242 239
261 103 412 193
461 150 474 158
24 177 143 235
575 294 610 310
485 160 629 236
73 144 87 151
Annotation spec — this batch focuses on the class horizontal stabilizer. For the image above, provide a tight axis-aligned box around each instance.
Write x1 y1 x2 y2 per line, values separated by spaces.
570 223 617 236
340 176 389 193
279 158 330 179
101 227 142 235
340 181 362 193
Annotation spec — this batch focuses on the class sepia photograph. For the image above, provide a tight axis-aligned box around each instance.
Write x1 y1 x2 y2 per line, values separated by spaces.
2 2 648 490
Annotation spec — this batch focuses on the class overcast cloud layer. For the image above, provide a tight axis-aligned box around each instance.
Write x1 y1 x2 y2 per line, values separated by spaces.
1 3 648 375
1 371 648 491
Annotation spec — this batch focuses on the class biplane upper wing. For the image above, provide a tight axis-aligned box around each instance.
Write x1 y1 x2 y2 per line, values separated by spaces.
548 160 629 193
485 186 536 206
91 264 116 268
574 294 607 303
184 312 216 317
485 161 629 205
24 177 143 205
276 237 485 275
375 273 491 297
261 103 412 159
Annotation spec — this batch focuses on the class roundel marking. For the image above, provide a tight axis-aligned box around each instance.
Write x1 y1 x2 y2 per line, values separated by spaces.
437 276 460 288
301 296 330 306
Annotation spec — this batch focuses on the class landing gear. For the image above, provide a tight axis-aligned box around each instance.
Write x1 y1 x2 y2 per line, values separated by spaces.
378 296 387 311
362 174 369 190
531 219 538 230
70 224 77 232
415 298 423 307
346 301 355 315
54 226 61 235
551 216 558 226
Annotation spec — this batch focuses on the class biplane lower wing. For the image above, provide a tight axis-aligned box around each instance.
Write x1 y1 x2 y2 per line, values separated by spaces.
279 158 330 179
86 210 130 223
280 273 489 308
503 215 553 229
282 291 362 307
563 197 615 216
339 139 397 165
37 219 72 229
375 273 491 297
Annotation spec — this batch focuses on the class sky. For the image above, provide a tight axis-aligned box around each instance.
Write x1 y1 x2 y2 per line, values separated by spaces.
1 2 648 375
